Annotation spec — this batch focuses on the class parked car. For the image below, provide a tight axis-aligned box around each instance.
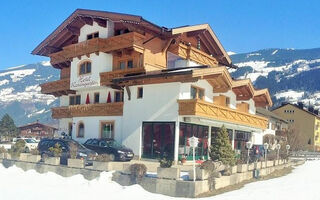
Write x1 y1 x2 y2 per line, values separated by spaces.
38 138 97 165
14 138 39 152
83 138 134 161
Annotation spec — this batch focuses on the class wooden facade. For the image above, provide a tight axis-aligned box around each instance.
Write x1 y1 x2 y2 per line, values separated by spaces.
52 102 123 119
19 121 57 139
40 78 75 97
178 99 268 129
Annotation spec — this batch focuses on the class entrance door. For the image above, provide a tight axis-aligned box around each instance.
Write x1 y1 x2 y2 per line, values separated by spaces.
142 122 175 159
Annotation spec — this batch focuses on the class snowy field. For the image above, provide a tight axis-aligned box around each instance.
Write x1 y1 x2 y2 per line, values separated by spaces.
0 161 318 200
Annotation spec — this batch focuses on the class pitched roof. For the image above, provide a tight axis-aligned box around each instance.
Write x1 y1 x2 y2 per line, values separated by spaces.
32 9 232 66
272 103 320 119
18 121 58 130
256 107 287 123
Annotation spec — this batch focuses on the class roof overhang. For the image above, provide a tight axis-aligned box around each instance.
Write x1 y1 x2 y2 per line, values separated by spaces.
171 24 232 67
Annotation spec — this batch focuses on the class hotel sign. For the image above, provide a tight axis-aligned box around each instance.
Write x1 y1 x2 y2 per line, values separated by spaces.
71 75 99 89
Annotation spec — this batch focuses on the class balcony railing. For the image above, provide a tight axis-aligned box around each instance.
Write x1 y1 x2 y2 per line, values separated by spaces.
52 103 124 119
100 67 146 86
40 78 75 96
50 32 145 65
169 43 219 67
178 99 268 129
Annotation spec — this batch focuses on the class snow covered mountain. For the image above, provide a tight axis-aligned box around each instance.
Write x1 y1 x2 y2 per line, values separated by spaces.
230 48 320 109
0 61 59 126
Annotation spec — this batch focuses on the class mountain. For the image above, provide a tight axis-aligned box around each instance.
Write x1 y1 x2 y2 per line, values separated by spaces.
0 61 59 127
1 47 320 126
230 48 320 109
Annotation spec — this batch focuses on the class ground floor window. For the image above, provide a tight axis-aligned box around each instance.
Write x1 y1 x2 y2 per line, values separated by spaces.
77 122 84 138
179 123 209 160
142 122 175 159
211 127 233 145
234 130 251 150
100 121 114 139
68 122 73 138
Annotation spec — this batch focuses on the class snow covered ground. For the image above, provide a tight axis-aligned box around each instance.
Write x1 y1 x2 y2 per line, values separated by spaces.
0 161 318 200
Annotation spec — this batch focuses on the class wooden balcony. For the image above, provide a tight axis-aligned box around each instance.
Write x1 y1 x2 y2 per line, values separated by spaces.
40 78 75 97
52 102 124 119
50 32 145 65
100 67 146 86
169 43 219 67
178 99 268 130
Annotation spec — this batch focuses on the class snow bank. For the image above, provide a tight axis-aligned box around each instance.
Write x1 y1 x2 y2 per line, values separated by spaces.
0 161 317 200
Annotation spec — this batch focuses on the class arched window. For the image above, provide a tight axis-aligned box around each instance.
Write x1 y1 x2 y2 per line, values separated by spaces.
77 122 85 138
79 61 91 75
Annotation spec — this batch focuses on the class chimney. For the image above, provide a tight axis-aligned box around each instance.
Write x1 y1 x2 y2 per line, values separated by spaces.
297 102 304 109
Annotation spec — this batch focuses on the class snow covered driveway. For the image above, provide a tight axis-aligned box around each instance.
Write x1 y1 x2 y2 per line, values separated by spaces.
0 161 318 200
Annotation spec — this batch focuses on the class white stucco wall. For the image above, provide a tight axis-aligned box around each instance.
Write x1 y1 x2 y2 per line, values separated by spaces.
122 82 181 156
72 116 123 144
70 52 113 91
78 21 114 42
58 118 72 135
179 80 214 103
59 96 69 106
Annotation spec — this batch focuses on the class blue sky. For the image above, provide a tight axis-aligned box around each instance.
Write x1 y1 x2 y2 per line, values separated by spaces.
1 0 320 70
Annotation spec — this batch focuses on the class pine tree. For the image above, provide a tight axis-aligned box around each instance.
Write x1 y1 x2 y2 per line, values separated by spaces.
0 114 19 139
209 125 236 166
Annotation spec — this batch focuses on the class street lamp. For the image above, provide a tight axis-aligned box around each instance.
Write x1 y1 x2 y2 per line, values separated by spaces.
263 143 269 165
276 143 281 164
286 144 291 159
246 141 253 165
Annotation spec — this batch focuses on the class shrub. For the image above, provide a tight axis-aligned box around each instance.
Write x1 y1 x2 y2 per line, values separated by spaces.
49 143 62 157
210 125 236 166
159 157 173 168
95 154 111 162
0 146 7 153
30 149 39 155
9 140 26 158
129 163 147 184
69 142 78 159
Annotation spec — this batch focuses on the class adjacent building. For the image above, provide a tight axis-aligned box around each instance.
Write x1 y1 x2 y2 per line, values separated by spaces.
256 107 288 137
33 9 272 162
19 121 57 139
272 103 320 151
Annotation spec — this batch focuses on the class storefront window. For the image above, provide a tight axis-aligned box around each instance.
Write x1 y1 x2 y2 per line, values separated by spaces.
142 122 175 159
234 130 251 150
179 123 208 160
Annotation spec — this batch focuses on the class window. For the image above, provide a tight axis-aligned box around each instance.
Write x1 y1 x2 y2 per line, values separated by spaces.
69 95 81 105
75 95 81 105
190 86 205 100
100 121 114 139
77 122 84 138
226 97 230 106
79 61 91 75
87 32 99 40
69 96 75 105
137 87 143 99
127 60 133 68
94 93 100 104
114 91 124 102
119 61 126 70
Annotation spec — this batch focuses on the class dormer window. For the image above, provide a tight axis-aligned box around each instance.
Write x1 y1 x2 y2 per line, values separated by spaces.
79 61 91 75
87 32 99 40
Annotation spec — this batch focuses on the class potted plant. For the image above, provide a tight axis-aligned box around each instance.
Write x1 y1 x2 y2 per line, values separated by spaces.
92 154 112 171
180 155 187 164
45 143 62 165
28 149 41 163
67 143 85 168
